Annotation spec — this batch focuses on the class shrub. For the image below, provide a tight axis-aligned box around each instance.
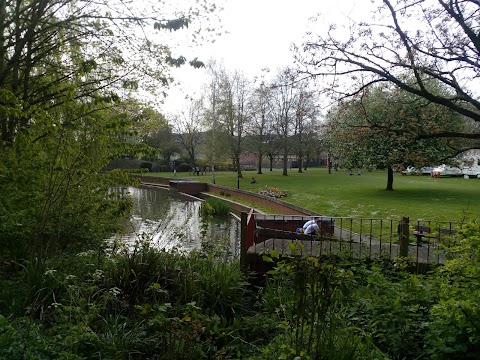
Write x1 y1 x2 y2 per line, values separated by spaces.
201 198 230 217
423 220 480 359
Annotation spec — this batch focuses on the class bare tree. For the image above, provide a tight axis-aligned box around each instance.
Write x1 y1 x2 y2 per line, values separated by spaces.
270 68 297 176
303 116 322 171
217 70 250 179
247 80 273 174
202 61 223 183
295 0 480 140
292 87 318 172
175 99 204 171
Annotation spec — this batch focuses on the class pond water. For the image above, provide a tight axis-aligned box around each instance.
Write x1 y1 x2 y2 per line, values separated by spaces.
110 186 241 257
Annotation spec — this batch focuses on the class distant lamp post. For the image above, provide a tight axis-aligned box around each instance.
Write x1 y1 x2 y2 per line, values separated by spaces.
237 173 240 189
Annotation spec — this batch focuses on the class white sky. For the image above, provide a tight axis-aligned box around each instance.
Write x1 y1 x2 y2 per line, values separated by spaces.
160 0 371 115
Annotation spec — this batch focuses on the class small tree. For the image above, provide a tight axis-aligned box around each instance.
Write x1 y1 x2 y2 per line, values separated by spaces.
326 82 465 190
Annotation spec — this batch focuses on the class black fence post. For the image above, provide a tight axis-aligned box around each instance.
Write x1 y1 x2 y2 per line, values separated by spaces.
398 216 410 257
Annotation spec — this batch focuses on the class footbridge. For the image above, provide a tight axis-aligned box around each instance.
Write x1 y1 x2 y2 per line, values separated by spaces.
240 211 454 274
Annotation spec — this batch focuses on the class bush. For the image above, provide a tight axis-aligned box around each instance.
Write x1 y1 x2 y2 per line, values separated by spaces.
201 198 230 217
423 221 480 359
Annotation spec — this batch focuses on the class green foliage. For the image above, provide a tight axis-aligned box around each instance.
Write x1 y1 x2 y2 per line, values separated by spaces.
259 254 369 359
2 202 480 360
346 264 438 358
103 240 251 319
325 81 465 175
0 242 255 359
0 103 138 259
0 0 219 261
154 17 190 31
140 161 153 171
200 198 230 218
423 220 480 359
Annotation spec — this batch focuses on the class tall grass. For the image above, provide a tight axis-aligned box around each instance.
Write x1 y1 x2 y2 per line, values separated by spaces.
201 197 230 217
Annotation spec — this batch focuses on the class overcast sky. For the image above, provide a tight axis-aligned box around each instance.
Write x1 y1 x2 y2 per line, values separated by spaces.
160 0 371 115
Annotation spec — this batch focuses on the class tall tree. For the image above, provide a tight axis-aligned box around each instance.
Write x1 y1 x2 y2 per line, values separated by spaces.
264 131 282 172
271 68 297 176
247 80 272 174
0 0 216 145
217 70 250 178
292 87 318 172
303 120 322 171
175 99 204 171
1 99 143 257
296 0 480 141
202 61 223 183
139 107 179 165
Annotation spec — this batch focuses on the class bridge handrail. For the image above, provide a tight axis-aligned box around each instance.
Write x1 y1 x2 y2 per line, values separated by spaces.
241 213 457 273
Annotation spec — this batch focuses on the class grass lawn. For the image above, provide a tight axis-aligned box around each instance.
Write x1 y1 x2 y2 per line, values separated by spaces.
147 167 479 221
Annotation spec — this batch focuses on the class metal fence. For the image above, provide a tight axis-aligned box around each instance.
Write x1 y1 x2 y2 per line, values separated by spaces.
241 212 456 273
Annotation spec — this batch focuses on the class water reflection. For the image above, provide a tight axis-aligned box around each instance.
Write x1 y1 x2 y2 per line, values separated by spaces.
111 186 241 257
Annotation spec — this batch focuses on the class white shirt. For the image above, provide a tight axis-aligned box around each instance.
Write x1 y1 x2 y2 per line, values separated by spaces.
304 223 319 235
302 220 316 230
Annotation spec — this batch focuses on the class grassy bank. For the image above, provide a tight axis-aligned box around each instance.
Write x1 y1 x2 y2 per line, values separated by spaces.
148 168 479 221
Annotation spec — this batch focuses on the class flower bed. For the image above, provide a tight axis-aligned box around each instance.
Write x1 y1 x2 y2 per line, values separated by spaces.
258 186 288 199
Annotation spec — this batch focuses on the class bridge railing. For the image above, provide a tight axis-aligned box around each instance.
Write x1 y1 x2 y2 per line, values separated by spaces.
241 213 456 273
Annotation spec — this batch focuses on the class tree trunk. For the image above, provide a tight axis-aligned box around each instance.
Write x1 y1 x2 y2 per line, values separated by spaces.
386 166 394 191
297 150 303 173
282 153 288 176
257 152 263 174
237 158 243 178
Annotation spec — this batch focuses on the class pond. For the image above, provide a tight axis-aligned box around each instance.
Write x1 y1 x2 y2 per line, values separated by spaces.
110 186 241 258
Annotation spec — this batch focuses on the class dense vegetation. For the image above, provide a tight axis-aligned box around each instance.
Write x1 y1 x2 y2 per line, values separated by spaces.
1 220 480 359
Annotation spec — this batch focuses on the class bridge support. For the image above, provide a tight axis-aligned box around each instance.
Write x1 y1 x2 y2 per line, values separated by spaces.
240 212 248 270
